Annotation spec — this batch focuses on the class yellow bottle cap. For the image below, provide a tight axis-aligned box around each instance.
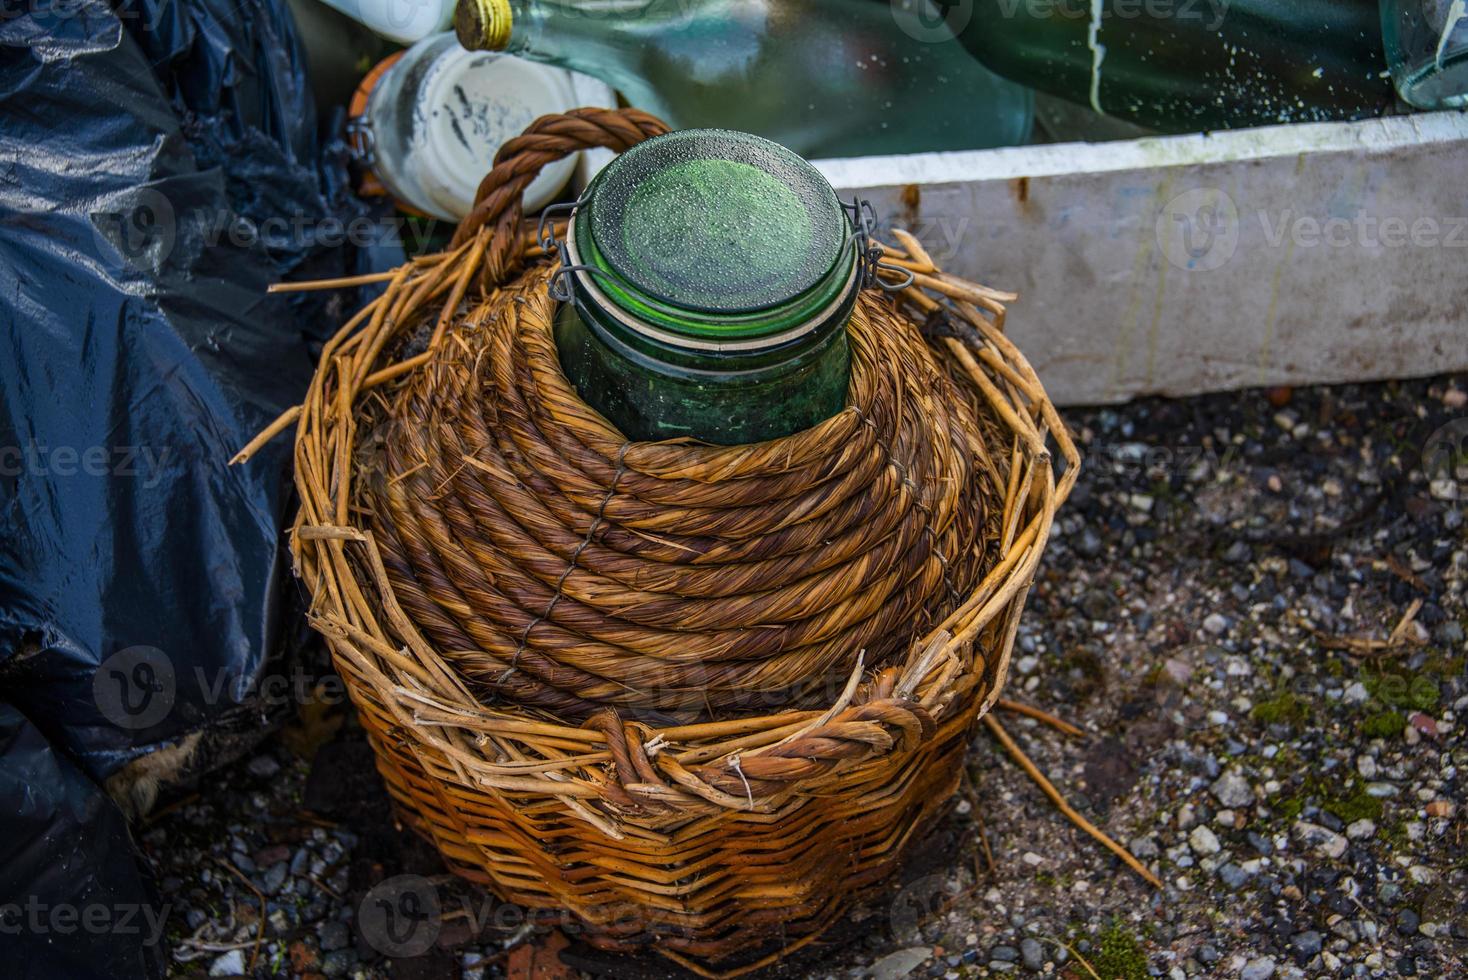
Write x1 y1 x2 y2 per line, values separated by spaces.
454 0 512 51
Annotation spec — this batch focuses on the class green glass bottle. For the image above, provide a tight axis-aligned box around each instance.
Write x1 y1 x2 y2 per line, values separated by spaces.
452 0 1033 159
944 0 1396 133
551 129 861 446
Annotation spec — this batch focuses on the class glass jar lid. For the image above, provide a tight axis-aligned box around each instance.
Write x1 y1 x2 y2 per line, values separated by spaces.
573 129 855 341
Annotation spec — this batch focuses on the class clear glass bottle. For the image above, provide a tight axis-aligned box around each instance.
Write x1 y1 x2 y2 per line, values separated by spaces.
453 0 1033 159
552 129 860 445
1382 0 1468 108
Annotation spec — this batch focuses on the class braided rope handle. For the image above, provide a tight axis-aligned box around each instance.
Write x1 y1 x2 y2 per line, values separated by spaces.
448 106 671 286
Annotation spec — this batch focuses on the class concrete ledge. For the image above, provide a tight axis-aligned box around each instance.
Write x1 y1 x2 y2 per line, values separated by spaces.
818 111 1468 405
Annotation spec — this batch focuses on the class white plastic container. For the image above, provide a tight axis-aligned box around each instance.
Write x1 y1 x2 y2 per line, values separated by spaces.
315 0 454 46
354 33 584 221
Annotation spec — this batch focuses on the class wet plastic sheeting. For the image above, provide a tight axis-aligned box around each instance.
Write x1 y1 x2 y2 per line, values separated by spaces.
1 1 363 975
0 704 168 979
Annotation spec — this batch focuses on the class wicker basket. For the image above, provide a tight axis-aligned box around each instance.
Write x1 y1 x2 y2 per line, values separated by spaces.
282 108 1077 977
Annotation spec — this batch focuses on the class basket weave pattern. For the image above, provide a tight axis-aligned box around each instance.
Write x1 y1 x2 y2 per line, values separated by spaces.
363 265 999 721
288 109 1077 976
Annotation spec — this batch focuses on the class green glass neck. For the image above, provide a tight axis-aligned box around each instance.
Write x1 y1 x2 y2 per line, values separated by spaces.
497 0 669 93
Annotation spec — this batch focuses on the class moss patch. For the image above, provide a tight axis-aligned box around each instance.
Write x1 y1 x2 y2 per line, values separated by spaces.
1273 775 1384 826
1321 779 1385 824
1277 795 1306 821
1360 710 1406 739
1423 650 1465 677
1092 922 1150 980
1251 690 1310 727
1364 670 1440 712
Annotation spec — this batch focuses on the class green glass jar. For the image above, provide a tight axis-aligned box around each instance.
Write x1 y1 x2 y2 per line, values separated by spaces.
551 129 860 446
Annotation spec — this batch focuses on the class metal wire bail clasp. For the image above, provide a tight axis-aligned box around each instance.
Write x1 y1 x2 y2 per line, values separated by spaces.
346 116 376 169
538 194 602 303
843 197 915 292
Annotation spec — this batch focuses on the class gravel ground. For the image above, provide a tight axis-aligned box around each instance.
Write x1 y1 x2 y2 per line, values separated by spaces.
143 373 1467 980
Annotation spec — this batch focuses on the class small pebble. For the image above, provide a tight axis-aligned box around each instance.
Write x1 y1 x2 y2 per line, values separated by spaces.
1212 770 1254 808
1292 822 1347 859
1241 956 1276 980
1189 826 1221 856
209 950 246 977
1290 930 1323 958
1217 863 1248 890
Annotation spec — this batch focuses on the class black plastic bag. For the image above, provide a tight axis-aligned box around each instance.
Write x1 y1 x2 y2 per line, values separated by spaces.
0 704 169 979
0 0 367 975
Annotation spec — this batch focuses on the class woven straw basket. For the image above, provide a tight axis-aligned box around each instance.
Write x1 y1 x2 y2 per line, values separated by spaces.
279 108 1077 977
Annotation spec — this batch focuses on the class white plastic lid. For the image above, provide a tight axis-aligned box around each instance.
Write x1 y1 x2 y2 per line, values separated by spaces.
412 48 581 221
